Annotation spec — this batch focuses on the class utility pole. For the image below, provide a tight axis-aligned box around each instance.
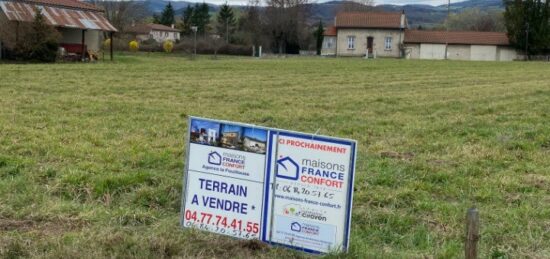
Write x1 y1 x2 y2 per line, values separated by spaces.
525 22 529 60
226 19 229 44
445 0 450 59
191 26 198 58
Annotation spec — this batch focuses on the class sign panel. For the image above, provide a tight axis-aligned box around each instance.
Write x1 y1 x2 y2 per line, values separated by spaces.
264 132 355 253
181 117 357 254
182 118 267 239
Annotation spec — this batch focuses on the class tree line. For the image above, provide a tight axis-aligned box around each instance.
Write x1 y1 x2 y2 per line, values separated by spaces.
504 0 550 55
149 0 318 54
76 0 550 56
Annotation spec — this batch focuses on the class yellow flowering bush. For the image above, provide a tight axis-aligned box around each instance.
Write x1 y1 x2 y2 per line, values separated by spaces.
102 38 111 50
129 40 139 52
163 40 174 53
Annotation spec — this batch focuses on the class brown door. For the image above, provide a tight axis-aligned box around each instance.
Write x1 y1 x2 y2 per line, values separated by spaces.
367 37 374 54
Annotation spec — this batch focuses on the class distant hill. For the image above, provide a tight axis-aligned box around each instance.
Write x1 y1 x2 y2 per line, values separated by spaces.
317 0 505 28
448 0 504 9
110 0 505 28
142 0 220 13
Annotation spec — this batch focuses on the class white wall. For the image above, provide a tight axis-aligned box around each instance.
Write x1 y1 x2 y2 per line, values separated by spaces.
404 44 420 59
470 45 497 61
420 43 446 60
321 36 336 56
151 30 179 43
498 47 517 61
447 45 471 60
58 28 102 51
405 43 516 62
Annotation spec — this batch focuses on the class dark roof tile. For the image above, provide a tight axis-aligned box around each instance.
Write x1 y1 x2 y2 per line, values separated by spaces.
324 26 337 36
404 30 510 46
335 12 404 29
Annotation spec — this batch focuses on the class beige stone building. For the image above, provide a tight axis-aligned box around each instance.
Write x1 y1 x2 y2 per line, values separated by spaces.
322 12 518 61
323 12 406 58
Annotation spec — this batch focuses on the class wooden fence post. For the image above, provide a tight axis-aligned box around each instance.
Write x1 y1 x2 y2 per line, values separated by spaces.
465 207 480 259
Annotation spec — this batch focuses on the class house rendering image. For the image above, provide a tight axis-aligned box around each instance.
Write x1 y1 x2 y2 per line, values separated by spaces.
243 136 266 154
322 11 518 61
221 131 240 148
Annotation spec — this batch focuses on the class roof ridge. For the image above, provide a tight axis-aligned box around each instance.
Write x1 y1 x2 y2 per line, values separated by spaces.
335 11 404 29
337 11 403 15
406 29 506 34
5 0 103 12
404 29 510 45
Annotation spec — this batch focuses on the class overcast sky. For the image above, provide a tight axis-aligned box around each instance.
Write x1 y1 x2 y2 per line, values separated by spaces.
180 0 465 6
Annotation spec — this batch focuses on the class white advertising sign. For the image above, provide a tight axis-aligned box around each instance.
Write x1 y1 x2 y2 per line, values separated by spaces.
181 117 357 254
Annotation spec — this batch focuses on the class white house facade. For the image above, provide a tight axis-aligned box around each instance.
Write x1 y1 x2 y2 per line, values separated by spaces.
127 24 180 43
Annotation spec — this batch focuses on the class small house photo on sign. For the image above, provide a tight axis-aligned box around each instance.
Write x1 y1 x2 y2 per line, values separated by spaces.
190 119 220 146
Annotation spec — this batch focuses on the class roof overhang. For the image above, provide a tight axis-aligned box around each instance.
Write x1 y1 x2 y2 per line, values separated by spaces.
403 30 510 46
336 26 403 30
0 0 117 32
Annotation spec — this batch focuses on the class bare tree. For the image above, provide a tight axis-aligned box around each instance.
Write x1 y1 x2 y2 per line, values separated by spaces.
90 1 148 32
264 0 311 54
337 0 375 13
448 8 506 32
236 0 263 45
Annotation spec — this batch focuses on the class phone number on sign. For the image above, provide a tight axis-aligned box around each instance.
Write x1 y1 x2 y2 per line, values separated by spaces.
183 210 259 238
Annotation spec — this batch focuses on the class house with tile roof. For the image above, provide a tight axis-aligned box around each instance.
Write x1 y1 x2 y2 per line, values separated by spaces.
126 23 180 43
322 11 518 61
322 12 407 58
0 0 117 60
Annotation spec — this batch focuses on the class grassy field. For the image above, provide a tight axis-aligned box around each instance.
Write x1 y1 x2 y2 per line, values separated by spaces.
0 53 549 258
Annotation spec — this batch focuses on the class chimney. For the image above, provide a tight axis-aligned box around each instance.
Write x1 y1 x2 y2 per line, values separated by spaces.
171 24 175 29
401 11 406 29
131 19 135 27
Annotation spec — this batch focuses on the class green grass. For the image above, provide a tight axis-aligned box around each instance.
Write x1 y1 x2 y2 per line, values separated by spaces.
1 53 549 258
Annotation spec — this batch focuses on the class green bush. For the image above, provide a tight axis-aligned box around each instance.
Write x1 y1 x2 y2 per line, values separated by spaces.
15 7 60 62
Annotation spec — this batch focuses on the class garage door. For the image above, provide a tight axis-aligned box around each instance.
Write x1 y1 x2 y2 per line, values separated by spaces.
471 45 497 61
420 44 446 60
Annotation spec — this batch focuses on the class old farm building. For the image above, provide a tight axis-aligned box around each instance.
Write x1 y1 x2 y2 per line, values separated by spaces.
0 0 117 60
322 12 517 61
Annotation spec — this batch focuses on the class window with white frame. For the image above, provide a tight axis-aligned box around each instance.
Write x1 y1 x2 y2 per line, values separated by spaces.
385 36 393 50
325 38 334 48
347 36 355 49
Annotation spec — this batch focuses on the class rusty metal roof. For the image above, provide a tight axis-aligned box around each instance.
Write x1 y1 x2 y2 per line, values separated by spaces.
404 30 510 46
22 0 102 12
0 0 117 32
